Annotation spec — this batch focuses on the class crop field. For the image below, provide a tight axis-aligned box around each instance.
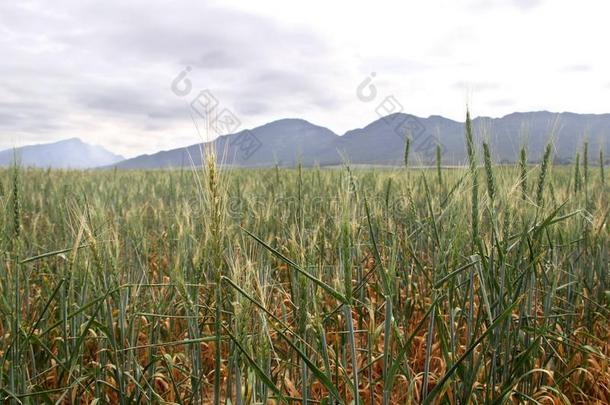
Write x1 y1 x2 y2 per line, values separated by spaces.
0 130 608 403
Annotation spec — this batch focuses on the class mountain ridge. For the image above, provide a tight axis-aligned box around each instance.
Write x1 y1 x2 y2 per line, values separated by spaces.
3 111 609 169
112 110 609 169
0 138 125 169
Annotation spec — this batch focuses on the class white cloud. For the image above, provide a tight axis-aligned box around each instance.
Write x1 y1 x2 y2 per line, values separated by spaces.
0 0 609 157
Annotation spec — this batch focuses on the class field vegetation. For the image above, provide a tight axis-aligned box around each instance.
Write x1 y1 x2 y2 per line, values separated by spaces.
0 119 608 404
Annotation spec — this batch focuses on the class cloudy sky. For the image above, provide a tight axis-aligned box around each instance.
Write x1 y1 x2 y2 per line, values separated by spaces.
1 0 609 157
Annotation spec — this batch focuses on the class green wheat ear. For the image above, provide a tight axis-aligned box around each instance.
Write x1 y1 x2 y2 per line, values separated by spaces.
536 142 552 208
465 108 479 246
600 147 606 186
436 143 443 186
573 151 580 194
11 161 20 241
519 145 528 200
404 131 412 168
482 141 496 203
583 141 589 187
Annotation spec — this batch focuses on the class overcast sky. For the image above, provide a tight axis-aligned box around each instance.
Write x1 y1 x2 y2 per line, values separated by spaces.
1 0 609 157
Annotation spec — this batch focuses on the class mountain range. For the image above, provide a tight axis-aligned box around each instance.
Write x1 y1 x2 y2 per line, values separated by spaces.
0 138 124 169
1 112 609 169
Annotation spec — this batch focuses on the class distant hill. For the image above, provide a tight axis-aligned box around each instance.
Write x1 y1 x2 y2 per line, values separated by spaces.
0 138 124 169
113 118 340 169
111 111 610 168
5 112 609 170
317 111 610 165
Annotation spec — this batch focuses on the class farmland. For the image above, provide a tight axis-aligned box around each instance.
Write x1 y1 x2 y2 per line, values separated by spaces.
0 135 608 403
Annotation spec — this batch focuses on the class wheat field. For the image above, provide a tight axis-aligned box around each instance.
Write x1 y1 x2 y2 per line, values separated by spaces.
0 125 608 404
